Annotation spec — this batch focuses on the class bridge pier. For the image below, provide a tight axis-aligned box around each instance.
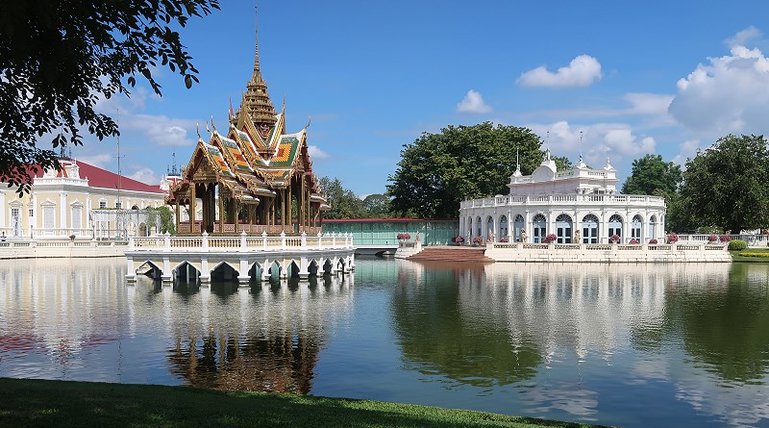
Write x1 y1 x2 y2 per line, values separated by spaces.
125 257 136 283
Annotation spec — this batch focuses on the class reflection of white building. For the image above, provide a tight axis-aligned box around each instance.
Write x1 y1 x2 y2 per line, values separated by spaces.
459 151 667 244
0 158 167 239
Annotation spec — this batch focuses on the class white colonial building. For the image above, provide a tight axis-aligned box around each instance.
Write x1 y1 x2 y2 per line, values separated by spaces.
459 151 667 244
0 158 168 239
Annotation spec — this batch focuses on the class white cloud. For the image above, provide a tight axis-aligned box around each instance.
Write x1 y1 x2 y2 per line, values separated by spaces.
456 90 492 113
527 121 656 166
120 114 197 146
669 28 769 136
726 26 761 47
308 144 330 160
75 153 112 168
517 55 602 88
129 167 160 185
623 93 674 116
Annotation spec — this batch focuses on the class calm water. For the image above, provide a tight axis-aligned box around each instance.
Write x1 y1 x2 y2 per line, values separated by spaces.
1 258 769 427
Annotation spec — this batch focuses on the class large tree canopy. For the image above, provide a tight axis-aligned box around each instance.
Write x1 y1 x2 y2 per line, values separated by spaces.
679 134 769 233
318 177 366 219
387 122 544 218
621 154 682 196
0 0 220 194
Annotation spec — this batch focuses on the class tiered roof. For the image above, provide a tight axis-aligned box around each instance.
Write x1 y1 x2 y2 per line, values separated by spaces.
169 26 325 206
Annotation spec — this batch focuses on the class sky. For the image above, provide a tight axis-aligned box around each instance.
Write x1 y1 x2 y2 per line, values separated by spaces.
73 0 769 196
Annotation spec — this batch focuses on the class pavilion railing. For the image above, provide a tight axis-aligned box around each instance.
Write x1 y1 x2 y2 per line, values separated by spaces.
180 223 322 236
129 231 353 252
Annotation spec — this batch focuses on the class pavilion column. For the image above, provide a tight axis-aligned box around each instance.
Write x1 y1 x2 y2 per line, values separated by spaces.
208 184 216 233
218 186 224 232
234 198 239 233
201 185 209 233
190 183 197 233
287 184 293 233
281 190 287 228
175 199 180 234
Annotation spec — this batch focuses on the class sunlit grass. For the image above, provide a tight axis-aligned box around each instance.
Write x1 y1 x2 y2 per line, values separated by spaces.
0 378 602 427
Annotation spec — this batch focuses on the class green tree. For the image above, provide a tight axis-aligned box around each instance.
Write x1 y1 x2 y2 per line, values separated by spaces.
319 177 366 219
621 154 682 196
679 134 769 233
362 194 391 218
387 122 544 218
0 1 220 194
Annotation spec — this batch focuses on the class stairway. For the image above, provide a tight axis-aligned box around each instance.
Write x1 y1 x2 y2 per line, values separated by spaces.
407 245 493 263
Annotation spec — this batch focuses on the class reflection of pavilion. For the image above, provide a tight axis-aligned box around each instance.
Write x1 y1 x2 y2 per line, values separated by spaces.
148 275 355 393
392 261 733 387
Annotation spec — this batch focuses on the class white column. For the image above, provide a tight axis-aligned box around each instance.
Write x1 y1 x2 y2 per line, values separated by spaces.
0 191 5 229
59 191 67 235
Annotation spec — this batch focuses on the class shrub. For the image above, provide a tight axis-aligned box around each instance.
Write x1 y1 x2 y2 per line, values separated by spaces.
609 234 621 243
728 239 748 251
543 233 557 243
648 239 658 244
472 236 484 245
397 233 410 240
666 233 679 244
738 251 769 258
452 235 465 244
629 239 639 244
708 234 718 242
499 236 509 243
719 235 731 242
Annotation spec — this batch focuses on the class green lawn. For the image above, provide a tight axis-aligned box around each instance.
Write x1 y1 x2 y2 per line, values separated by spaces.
0 378 602 428
731 248 769 262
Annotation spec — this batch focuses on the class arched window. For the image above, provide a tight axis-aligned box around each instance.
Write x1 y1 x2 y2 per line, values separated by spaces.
513 214 525 242
649 215 658 241
582 214 599 244
555 214 573 244
71 202 83 231
42 201 56 233
486 216 495 240
476 216 482 237
466 217 473 237
631 215 643 241
532 214 547 243
608 214 623 242
499 215 508 240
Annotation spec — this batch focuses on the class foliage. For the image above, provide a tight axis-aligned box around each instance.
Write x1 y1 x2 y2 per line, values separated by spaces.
679 134 769 233
737 250 769 258
0 1 220 194
387 122 544 218
0 378 581 428
362 193 392 218
719 235 732 242
629 239 639 244
318 177 366 219
708 234 718 242
728 240 748 251
543 233 557 244
609 234 620 243
666 233 679 244
472 236 484 245
397 233 411 240
453 235 465 244
649 239 658 244
621 154 682 196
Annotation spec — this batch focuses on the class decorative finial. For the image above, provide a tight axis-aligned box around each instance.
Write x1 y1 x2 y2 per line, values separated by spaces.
253 2 260 74
546 130 551 153
304 117 312 130
228 97 235 122
196 122 201 139
579 130 584 160
210 115 217 133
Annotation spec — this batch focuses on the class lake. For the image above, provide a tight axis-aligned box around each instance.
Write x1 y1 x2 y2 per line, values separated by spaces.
1 258 768 427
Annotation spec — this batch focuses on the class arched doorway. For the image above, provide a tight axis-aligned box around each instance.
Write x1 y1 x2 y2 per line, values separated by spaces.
582 214 599 244
649 215 658 241
498 215 508 241
608 214 623 242
555 214 573 243
631 215 643 242
476 216 482 237
486 216 495 241
466 217 472 238
532 214 547 243
513 214 524 242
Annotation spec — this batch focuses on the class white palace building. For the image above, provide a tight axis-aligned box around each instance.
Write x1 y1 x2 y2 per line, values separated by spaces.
459 151 667 244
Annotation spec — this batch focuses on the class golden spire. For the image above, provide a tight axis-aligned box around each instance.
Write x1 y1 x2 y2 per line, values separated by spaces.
242 4 277 131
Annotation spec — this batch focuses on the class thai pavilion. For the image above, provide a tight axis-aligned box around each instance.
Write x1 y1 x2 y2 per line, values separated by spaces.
459 151 667 244
168 33 328 236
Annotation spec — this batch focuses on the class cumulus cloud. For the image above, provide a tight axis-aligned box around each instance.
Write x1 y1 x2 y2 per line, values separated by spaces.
669 28 769 136
624 93 674 116
528 121 656 166
726 26 761 47
129 167 160 185
456 89 492 113
120 114 197 146
671 139 701 166
308 144 330 160
518 55 602 88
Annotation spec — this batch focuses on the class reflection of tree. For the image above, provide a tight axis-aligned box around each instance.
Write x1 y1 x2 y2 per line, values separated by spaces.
667 263 769 382
391 263 541 387
167 332 321 394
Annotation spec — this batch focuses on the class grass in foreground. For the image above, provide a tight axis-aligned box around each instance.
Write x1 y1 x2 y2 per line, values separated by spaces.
731 248 769 262
0 378 601 428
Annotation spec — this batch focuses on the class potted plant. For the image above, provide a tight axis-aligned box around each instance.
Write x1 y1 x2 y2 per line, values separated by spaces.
666 233 679 244
472 236 484 246
649 238 658 244
629 239 639 244
543 233 557 244
397 233 411 241
609 234 621 244
719 235 731 243
708 234 718 243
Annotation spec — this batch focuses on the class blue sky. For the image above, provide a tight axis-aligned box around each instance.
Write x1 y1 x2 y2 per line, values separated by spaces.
74 0 769 196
